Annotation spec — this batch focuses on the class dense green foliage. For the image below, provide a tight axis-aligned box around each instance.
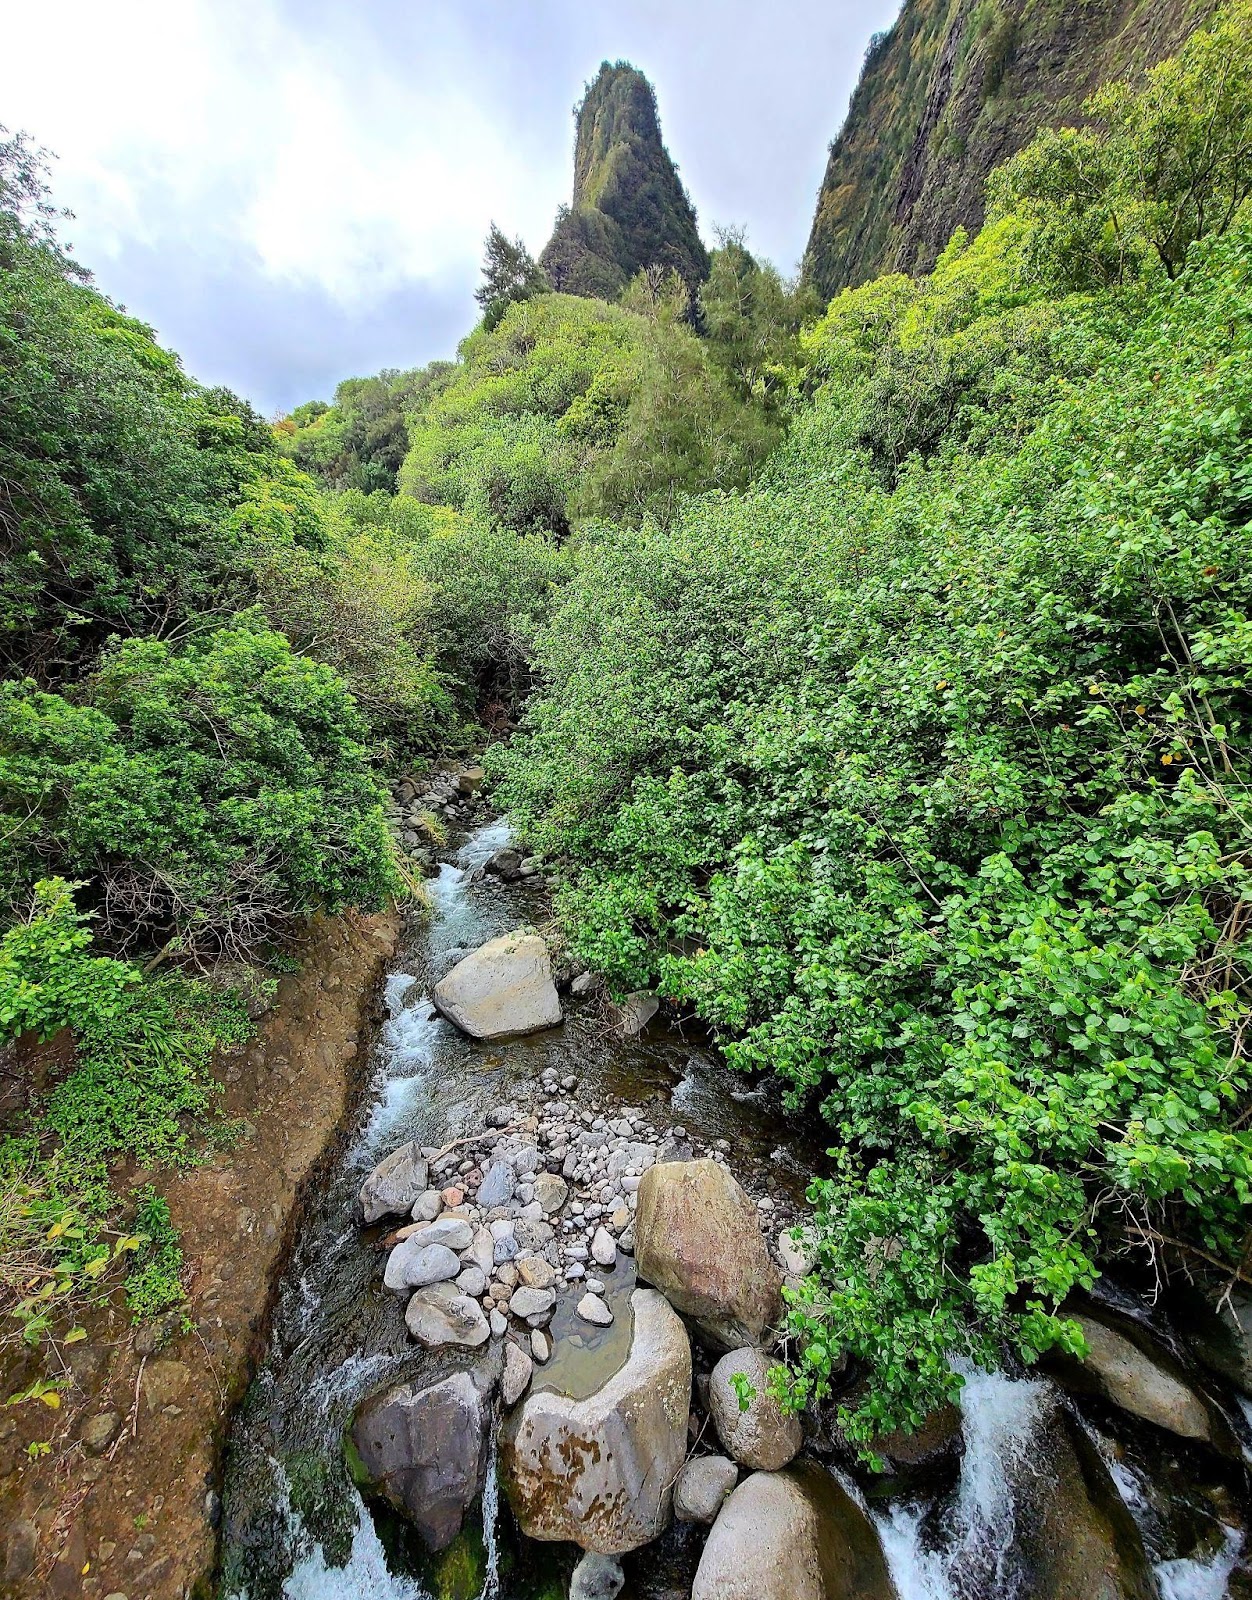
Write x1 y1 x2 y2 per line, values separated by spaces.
276 364 453 494
497 17 1252 1442
399 290 775 534
540 62 709 299
475 223 551 331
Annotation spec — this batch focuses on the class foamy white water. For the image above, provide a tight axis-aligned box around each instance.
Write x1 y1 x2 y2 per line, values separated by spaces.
874 1363 1049 1600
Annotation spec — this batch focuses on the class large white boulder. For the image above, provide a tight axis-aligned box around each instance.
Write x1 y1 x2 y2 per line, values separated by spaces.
692 1463 897 1600
501 1288 691 1553
433 932 563 1040
634 1160 782 1349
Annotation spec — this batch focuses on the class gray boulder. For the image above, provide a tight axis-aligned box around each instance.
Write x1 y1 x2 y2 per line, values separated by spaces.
383 1241 461 1293
635 1160 782 1349
405 1283 491 1349
501 1288 691 1553
502 1341 533 1407
674 1455 738 1523
708 1347 802 1469
692 1462 896 1600
359 1142 429 1224
351 1361 498 1552
433 932 562 1040
618 991 659 1035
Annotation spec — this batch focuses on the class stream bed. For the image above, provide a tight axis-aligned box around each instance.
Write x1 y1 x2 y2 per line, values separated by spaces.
217 818 1252 1600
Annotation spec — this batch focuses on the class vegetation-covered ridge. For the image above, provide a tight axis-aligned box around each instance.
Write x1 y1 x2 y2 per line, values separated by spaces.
496 5 1252 1443
540 61 710 300
805 0 1217 299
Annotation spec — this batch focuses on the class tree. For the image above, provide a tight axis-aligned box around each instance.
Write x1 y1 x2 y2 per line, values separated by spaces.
474 223 550 329
698 226 819 405
990 1 1252 287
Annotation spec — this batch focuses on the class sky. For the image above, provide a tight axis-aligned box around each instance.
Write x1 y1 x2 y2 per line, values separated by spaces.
2 0 900 415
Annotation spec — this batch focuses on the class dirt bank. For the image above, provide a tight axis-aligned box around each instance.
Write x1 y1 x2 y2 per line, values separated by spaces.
0 906 403 1600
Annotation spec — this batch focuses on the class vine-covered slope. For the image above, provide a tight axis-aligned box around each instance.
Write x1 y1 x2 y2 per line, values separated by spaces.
540 61 709 299
805 0 1216 297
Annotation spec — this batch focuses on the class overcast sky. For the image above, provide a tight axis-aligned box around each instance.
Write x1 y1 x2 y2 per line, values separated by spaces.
3 0 899 415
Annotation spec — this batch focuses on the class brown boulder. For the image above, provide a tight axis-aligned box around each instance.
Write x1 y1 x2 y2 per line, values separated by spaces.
634 1160 782 1349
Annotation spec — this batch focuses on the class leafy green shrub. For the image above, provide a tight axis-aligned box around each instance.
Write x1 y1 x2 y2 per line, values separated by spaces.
497 193 1252 1442
0 619 400 956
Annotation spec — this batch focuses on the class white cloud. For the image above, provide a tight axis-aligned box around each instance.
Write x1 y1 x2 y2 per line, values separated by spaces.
1 0 559 301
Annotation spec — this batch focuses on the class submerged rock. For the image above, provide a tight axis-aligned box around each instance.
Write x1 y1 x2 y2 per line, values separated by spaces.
351 1360 497 1552
501 1287 691 1553
634 1159 782 1349
692 1461 896 1600
433 932 563 1040
708 1347 802 1470
359 1141 429 1224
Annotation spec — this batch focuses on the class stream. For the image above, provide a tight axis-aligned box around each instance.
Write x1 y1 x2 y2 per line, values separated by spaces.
218 818 1252 1600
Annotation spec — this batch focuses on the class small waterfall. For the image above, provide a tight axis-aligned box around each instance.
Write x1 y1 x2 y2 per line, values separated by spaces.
479 1430 503 1600
874 1363 1049 1600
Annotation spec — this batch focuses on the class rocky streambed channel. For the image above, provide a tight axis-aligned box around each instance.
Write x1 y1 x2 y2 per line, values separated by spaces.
218 788 1252 1600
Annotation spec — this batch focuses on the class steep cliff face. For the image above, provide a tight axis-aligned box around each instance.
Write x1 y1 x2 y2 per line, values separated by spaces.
541 62 710 299
805 0 1217 298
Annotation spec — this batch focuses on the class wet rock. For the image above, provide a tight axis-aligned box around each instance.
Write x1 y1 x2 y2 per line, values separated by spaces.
708 1347 802 1470
1171 1284 1252 1399
477 1160 516 1209
675 1455 738 1523
578 1292 614 1326
359 1142 429 1224
502 1288 691 1553
503 1342 534 1408
509 1286 556 1320
352 1361 497 1552
405 1283 491 1349
617 991 660 1035
571 1551 626 1600
433 932 563 1040
1059 1314 1211 1441
487 847 524 880
635 1160 782 1349
693 1461 895 1600
384 1241 461 1293
1015 1402 1158 1600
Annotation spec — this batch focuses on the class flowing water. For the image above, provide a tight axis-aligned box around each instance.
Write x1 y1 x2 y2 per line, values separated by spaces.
217 819 812 1600
219 815 1251 1600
